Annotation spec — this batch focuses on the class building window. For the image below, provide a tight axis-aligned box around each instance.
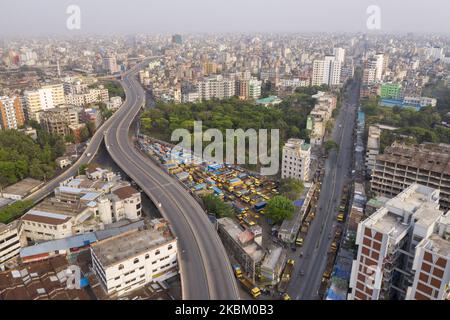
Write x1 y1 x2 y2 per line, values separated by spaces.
118 264 124 270
168 245 173 250
155 250 160 255
133 258 139 264
145 254 150 259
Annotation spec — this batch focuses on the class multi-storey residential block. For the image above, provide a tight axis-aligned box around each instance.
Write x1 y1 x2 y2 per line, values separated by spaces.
281 138 311 182
103 55 119 74
312 56 341 86
349 184 443 300
23 83 65 121
0 221 25 270
0 96 25 129
365 125 381 173
197 75 235 101
21 169 142 243
406 214 450 300
371 142 450 211
91 220 177 297
380 83 403 100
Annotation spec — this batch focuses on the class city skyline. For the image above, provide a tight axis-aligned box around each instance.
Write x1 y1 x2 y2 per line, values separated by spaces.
1 0 450 37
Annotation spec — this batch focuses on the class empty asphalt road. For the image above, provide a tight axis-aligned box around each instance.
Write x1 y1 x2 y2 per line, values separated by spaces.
288 79 360 300
104 62 240 300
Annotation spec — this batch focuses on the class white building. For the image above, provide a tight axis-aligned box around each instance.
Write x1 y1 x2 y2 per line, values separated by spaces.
107 96 123 110
65 87 109 107
403 96 437 108
333 47 346 64
248 78 262 100
281 138 311 182
23 83 65 121
91 220 178 297
0 221 25 270
349 184 447 300
406 214 450 300
365 125 381 173
21 169 142 243
374 53 385 82
312 56 341 86
197 75 236 101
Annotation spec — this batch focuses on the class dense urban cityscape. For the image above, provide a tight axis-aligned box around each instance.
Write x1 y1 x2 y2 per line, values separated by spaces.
0 1 449 309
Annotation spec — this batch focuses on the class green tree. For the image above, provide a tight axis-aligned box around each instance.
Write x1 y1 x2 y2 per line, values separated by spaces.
65 134 76 143
80 126 91 142
279 178 305 201
266 196 295 224
201 194 234 218
0 200 34 223
325 140 339 153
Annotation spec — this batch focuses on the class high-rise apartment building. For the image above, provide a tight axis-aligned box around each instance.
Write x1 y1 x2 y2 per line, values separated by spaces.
333 47 346 64
365 125 381 173
197 75 235 101
349 184 448 300
248 78 262 100
374 53 385 81
281 138 311 182
0 96 25 129
23 83 65 121
362 68 376 86
103 55 119 74
312 56 341 86
406 214 450 300
371 142 450 211
236 79 249 100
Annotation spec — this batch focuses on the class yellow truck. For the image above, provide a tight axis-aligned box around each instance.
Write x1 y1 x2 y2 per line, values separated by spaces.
337 213 345 222
296 236 304 247
330 241 338 253
282 293 291 300
232 264 243 279
239 276 261 299
278 259 295 293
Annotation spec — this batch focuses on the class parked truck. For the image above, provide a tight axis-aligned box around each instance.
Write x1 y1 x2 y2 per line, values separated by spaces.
232 264 243 279
277 259 295 293
254 201 267 212
239 276 261 299
296 223 309 247
322 254 335 281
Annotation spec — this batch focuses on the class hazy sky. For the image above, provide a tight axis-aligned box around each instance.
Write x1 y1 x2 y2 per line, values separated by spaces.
1 0 449 37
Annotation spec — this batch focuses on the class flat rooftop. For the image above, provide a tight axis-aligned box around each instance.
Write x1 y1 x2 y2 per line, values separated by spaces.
388 185 438 209
420 234 450 258
261 246 284 270
218 218 264 262
2 178 43 197
378 143 450 175
365 184 443 239
369 210 409 238
91 229 174 267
